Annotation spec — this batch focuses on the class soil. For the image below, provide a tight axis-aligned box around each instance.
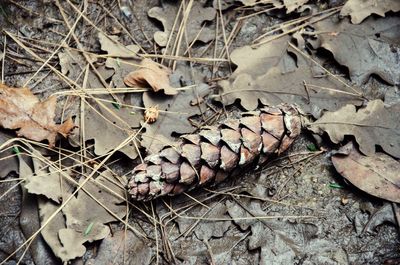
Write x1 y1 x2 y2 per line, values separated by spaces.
0 1 399 265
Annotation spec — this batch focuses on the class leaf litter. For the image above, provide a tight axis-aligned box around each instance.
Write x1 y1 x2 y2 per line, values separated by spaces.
19 149 130 262
217 39 364 118
1 0 400 264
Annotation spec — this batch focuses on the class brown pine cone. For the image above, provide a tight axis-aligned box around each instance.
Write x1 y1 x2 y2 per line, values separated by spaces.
128 104 303 201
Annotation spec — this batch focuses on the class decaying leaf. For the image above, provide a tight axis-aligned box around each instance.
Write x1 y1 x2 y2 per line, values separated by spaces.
98 32 139 58
0 132 18 178
332 142 400 203
140 84 210 154
72 99 141 159
0 84 75 146
217 41 363 118
307 100 400 158
19 156 57 264
58 170 127 261
58 50 97 81
148 1 216 47
124 58 178 95
313 16 400 85
340 0 400 24
86 230 154 265
193 203 231 241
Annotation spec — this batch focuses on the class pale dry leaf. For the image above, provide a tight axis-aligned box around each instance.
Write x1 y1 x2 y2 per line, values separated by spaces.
148 1 216 47
0 84 75 146
141 84 210 154
313 16 400 85
175 237 240 264
22 147 128 262
217 44 363 118
332 142 400 203
98 32 140 87
283 0 310 13
124 58 178 95
238 0 280 6
229 36 291 79
340 0 400 24
98 32 139 57
38 198 69 261
307 100 400 158
24 151 75 203
213 0 236 10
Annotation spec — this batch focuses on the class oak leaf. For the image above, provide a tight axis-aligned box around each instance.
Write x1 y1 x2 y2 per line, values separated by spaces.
148 1 216 47
307 100 400 158
340 0 400 24
313 16 400 85
0 84 75 146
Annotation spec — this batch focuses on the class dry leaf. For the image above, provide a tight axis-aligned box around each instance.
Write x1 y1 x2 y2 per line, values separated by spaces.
340 0 400 24
0 84 75 146
64 34 142 159
21 147 128 262
217 42 363 118
98 32 139 58
124 58 178 95
58 50 97 80
20 155 70 262
71 99 141 159
148 1 216 47
98 32 140 87
307 100 400 158
228 36 291 79
238 0 280 6
332 142 400 203
24 151 75 203
283 0 310 13
313 16 400 85
141 83 209 154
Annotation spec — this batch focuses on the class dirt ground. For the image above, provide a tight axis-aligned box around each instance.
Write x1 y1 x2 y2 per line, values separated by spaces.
0 0 399 264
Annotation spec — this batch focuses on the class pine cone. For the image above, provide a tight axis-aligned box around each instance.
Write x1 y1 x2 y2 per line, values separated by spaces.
128 104 302 201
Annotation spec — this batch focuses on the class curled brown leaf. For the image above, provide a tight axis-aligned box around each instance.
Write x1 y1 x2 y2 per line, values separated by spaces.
124 58 178 95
